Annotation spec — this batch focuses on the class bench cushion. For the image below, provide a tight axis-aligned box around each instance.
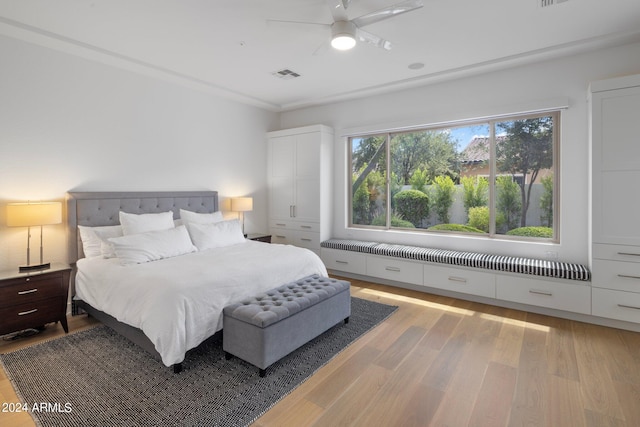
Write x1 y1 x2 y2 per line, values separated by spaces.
224 275 350 328
321 239 591 281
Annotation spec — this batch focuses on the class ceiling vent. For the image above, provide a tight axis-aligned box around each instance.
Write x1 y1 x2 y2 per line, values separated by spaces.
539 0 568 7
271 69 301 80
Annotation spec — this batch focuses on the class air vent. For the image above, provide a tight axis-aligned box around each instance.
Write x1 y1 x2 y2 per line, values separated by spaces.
540 0 568 7
271 69 301 80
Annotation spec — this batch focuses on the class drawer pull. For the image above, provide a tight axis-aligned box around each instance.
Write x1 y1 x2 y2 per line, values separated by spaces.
275 223 286 227
618 274 640 280
448 276 467 283
335 260 349 264
275 235 287 239
18 308 38 316
18 288 38 295
617 252 640 257
385 266 401 272
529 289 553 296
300 225 312 229
300 238 312 242
618 304 640 311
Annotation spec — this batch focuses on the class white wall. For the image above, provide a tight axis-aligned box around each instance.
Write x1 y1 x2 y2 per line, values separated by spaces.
280 41 640 265
0 34 278 271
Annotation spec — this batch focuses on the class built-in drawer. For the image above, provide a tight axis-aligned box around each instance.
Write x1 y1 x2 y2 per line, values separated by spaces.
321 248 367 275
592 287 640 324
270 219 293 229
366 255 423 286
269 219 319 233
271 229 319 251
424 264 496 298
592 259 640 293
496 275 591 314
593 243 640 263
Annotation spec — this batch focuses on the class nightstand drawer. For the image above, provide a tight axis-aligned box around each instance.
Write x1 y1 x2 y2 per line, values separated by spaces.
0 297 65 335
0 275 65 308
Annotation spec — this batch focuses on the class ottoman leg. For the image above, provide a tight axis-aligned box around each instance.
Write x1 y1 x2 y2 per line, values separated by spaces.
259 368 266 377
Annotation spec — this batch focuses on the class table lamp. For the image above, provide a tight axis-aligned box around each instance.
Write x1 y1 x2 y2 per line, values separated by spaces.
230 197 253 237
6 201 62 272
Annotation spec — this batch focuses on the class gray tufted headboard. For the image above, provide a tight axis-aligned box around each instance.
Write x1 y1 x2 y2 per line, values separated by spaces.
66 191 218 264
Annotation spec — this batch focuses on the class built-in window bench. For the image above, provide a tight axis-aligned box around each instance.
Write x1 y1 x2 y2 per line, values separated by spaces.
320 239 640 332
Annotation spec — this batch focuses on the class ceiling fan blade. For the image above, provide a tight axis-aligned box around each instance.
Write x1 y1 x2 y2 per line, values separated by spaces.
352 0 423 28
342 0 352 9
356 28 393 50
325 0 349 22
266 19 330 28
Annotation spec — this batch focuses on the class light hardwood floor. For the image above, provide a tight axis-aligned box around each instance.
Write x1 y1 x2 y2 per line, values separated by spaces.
2 277 640 426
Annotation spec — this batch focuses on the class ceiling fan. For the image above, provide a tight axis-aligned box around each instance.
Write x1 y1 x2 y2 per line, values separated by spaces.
269 0 424 53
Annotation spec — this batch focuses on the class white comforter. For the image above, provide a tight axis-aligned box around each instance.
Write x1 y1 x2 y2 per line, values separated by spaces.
75 240 327 366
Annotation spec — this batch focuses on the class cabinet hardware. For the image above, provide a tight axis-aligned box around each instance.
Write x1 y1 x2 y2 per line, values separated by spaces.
18 308 38 316
529 289 553 296
617 252 640 257
448 276 467 283
385 266 401 272
18 288 38 295
300 238 312 242
293 205 297 217
300 225 312 229
275 223 286 227
275 235 286 239
618 304 640 311
335 260 349 264
289 205 293 217
618 274 640 280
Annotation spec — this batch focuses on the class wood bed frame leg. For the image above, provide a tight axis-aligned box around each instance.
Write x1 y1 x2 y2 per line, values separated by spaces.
344 317 350 324
173 363 183 374
259 368 266 377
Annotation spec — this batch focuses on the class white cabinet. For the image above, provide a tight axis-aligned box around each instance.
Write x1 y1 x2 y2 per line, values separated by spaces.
590 74 640 325
321 248 367 275
424 264 496 299
267 125 333 254
366 255 423 286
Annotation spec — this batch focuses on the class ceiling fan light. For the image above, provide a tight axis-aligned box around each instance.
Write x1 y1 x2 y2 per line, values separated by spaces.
331 20 357 50
331 34 356 50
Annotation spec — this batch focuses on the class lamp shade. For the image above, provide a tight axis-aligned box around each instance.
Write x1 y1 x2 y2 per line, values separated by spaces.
230 197 253 212
6 202 62 227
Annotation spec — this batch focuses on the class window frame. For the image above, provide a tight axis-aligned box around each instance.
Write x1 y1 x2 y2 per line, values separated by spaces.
347 110 561 243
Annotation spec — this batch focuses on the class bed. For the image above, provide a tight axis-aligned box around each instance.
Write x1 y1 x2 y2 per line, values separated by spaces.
66 191 327 372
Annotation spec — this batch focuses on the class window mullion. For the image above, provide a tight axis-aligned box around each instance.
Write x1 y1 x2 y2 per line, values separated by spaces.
489 122 496 236
386 133 392 229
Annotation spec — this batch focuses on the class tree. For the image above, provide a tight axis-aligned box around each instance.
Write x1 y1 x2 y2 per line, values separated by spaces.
496 116 554 227
432 175 456 223
351 136 386 197
539 174 553 227
391 131 460 185
496 175 522 232
461 175 488 215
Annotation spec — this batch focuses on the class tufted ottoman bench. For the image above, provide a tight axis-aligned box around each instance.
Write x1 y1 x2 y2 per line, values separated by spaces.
223 275 351 377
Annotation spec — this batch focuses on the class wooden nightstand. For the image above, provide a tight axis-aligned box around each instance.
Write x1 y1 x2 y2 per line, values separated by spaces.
0 263 71 336
247 233 272 243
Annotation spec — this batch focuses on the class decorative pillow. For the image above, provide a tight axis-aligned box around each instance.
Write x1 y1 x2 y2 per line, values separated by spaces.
119 211 175 235
179 209 224 225
108 225 196 265
78 225 123 258
186 219 246 251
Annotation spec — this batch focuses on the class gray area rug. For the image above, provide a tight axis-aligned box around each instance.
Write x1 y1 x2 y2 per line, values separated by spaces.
1 297 397 427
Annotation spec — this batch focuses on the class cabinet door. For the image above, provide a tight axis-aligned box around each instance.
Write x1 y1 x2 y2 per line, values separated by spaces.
295 132 320 179
270 176 294 220
270 136 295 178
294 177 320 222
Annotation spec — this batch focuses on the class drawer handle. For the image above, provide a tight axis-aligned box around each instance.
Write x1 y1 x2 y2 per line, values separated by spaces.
275 223 286 227
300 225 312 229
529 289 553 296
618 304 640 311
448 276 467 283
18 288 38 295
275 235 286 239
18 308 38 316
385 266 401 272
335 260 349 264
618 274 640 280
300 238 312 242
617 252 640 257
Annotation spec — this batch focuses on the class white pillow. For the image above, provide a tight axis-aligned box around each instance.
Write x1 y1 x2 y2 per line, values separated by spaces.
186 219 246 251
78 225 123 258
179 209 223 225
108 225 196 265
119 211 175 235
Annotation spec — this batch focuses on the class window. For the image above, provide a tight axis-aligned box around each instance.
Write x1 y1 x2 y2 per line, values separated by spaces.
349 111 559 241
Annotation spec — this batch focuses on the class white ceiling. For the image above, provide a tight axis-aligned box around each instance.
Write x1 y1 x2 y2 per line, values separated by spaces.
1 0 639 112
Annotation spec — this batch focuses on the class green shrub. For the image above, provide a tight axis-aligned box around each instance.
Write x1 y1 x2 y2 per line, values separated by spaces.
540 174 553 227
393 190 429 227
432 175 456 223
461 176 488 214
371 213 415 228
409 168 429 193
467 206 490 232
428 223 484 233
506 226 553 238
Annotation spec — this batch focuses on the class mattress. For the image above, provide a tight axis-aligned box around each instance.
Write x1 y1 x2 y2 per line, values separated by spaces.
75 240 327 366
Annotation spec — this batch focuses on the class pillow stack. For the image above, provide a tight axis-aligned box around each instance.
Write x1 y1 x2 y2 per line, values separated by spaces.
78 209 246 265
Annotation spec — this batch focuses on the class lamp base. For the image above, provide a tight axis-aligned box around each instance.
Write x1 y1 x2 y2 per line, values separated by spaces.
19 262 50 273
